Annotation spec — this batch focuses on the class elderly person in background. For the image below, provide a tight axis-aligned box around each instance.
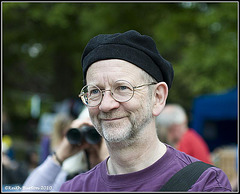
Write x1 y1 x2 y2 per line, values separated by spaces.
156 104 212 164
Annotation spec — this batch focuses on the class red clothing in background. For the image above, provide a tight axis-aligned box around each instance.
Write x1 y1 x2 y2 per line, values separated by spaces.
176 129 212 164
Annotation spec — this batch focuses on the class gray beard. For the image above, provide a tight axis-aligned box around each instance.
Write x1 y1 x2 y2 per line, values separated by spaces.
95 104 153 146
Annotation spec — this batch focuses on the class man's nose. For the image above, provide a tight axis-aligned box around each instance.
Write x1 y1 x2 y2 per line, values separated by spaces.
99 90 120 112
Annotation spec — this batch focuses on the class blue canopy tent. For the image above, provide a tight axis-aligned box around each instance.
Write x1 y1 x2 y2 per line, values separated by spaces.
191 87 238 151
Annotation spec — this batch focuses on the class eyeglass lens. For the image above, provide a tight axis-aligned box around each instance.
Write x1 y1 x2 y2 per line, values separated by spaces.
80 80 134 106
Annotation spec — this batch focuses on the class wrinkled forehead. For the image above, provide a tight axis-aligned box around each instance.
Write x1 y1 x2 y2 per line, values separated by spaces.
86 59 146 86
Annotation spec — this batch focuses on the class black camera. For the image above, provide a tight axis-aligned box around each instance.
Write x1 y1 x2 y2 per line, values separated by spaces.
66 125 101 145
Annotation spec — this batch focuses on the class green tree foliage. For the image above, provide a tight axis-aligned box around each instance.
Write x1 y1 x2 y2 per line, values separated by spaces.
3 2 238 121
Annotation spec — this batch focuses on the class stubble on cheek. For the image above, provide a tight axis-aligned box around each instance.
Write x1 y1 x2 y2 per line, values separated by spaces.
89 91 153 143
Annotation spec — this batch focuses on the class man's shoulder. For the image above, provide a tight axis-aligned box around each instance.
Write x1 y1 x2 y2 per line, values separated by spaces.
190 165 232 191
167 145 232 191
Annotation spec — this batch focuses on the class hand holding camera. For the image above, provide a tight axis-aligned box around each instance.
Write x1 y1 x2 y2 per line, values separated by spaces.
66 125 101 145
53 117 102 166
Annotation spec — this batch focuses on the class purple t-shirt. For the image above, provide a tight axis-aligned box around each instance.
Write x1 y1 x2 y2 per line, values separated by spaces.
60 144 232 192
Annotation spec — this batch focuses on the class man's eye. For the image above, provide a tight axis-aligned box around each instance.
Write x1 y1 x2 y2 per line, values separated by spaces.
119 86 127 90
115 85 132 92
90 89 100 95
116 85 131 91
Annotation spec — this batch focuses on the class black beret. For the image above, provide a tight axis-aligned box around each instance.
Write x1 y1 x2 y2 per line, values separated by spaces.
81 30 174 89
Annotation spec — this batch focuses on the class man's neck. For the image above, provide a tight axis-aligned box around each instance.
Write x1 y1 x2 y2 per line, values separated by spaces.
106 132 167 175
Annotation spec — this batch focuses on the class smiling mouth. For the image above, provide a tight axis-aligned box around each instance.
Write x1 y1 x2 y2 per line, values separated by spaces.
101 117 125 121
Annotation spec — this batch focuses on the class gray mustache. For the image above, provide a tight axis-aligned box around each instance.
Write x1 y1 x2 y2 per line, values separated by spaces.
98 112 129 120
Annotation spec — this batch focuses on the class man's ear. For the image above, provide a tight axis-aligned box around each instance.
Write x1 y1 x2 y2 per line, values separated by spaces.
152 82 168 116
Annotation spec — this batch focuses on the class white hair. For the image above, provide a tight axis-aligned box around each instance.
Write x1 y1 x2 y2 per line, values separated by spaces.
156 104 187 127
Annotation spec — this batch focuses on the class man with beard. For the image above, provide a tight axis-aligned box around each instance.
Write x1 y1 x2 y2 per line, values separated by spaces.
60 30 232 192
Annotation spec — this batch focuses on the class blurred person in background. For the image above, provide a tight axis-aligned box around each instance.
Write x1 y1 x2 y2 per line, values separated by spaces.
156 103 212 164
25 149 39 174
22 108 108 192
50 113 73 152
2 135 29 187
2 112 29 189
38 111 57 164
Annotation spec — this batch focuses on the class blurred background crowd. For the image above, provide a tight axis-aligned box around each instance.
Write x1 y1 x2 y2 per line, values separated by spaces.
2 1 238 192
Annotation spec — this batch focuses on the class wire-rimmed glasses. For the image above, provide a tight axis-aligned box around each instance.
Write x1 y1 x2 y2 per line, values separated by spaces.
79 80 157 107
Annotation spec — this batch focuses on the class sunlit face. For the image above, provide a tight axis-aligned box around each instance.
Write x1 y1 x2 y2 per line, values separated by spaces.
86 59 154 144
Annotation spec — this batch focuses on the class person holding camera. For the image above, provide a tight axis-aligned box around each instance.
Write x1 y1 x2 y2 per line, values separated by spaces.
60 30 232 192
22 109 108 192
